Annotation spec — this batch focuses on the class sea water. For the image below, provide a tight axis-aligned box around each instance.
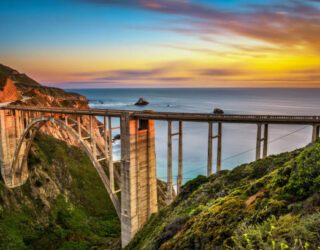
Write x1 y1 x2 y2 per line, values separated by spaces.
69 88 320 183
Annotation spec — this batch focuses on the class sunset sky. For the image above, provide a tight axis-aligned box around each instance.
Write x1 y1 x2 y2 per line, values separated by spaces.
1 0 320 88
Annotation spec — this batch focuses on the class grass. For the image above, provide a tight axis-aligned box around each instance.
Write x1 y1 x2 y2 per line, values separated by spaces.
126 142 320 250
0 134 120 250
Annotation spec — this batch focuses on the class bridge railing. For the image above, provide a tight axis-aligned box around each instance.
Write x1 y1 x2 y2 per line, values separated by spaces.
2 105 320 124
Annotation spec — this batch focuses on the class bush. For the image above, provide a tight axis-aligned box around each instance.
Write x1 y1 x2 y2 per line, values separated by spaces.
231 213 320 249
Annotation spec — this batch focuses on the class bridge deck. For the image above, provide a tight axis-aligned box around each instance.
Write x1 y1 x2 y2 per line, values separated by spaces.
2 105 320 124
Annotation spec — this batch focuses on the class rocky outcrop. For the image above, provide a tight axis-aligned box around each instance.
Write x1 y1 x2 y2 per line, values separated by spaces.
213 108 224 114
135 97 149 106
0 64 104 147
0 77 22 102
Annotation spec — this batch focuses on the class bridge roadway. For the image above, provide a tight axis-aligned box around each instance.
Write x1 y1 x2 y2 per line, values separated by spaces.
2 105 320 124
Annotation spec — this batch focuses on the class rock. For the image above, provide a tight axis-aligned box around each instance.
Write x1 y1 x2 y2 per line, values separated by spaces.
113 134 121 142
0 64 104 148
135 97 149 106
0 77 22 102
213 108 224 115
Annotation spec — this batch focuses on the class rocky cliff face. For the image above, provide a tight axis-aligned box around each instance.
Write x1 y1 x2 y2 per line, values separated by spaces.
0 78 22 102
0 64 104 147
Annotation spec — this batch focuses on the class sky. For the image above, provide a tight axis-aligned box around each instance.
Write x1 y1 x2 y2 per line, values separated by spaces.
0 0 320 88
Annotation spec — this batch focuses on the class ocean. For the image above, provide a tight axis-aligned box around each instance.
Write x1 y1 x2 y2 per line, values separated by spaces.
69 88 320 183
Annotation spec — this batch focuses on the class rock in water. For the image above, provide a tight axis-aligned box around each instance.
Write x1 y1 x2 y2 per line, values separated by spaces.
135 97 149 106
113 134 121 142
213 108 224 115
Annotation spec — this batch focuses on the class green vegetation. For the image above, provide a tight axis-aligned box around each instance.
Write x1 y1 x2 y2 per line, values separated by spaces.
1 119 320 250
0 134 120 250
127 142 320 250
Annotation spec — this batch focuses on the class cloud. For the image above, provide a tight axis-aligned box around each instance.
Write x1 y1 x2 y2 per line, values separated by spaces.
80 0 229 20
95 67 169 81
73 64 194 83
289 67 320 74
287 67 320 81
80 0 320 53
198 68 243 77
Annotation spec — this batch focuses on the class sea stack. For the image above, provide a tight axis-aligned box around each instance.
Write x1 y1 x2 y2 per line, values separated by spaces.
213 108 224 115
135 97 149 106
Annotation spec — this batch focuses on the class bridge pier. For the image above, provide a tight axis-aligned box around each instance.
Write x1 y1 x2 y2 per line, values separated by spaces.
207 122 222 176
167 121 173 202
217 122 222 172
106 116 115 193
166 120 184 197
120 113 158 247
312 124 320 143
256 123 268 160
0 110 28 187
177 121 183 194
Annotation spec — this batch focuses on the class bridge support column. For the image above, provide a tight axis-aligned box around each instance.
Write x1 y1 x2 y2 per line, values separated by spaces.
0 110 28 187
120 113 158 247
167 120 173 203
207 122 213 176
102 116 113 193
177 121 183 194
263 124 268 158
207 122 222 175
256 123 262 160
256 123 269 160
217 122 222 172
312 124 320 143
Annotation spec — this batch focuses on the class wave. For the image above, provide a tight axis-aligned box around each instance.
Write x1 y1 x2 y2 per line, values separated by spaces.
89 102 130 108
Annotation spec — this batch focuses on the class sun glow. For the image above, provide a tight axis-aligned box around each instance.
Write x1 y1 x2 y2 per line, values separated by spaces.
1 0 319 87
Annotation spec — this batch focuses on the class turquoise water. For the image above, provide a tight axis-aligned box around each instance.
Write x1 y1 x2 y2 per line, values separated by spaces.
69 88 320 183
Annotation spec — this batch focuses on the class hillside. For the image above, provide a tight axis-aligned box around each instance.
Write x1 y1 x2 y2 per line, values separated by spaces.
0 63 107 147
0 64 39 89
0 133 121 249
127 142 320 249
0 64 87 108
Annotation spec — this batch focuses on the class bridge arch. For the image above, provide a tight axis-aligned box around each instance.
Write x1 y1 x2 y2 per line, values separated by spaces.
6 116 121 217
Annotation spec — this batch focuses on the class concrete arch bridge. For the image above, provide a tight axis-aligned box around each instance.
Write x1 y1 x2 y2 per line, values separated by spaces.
0 105 320 247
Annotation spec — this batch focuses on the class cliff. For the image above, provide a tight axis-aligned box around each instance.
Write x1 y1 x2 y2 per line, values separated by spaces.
127 142 320 249
0 63 84 107
0 64 104 146
0 78 22 102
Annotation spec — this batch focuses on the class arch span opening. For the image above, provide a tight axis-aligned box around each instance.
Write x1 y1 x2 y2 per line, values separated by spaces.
6 116 120 217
